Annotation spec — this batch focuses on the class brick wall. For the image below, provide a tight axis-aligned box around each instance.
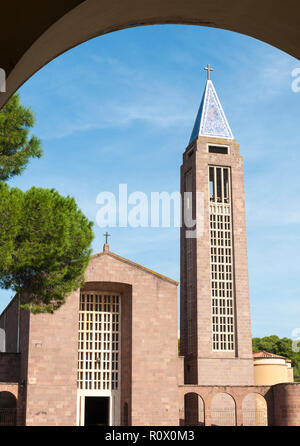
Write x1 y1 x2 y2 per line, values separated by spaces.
0 353 20 382
272 383 300 426
25 289 79 426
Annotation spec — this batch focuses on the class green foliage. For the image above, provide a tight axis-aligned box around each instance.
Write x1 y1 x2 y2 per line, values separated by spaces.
0 186 94 313
0 95 94 313
0 182 23 269
0 93 42 181
253 335 300 382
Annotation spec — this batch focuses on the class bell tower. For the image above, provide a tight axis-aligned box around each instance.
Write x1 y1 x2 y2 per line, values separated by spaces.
180 66 254 385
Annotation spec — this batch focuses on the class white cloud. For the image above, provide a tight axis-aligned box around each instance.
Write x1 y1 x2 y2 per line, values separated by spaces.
27 54 194 141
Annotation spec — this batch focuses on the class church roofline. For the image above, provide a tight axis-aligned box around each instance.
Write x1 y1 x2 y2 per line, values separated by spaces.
253 350 289 361
0 294 20 319
91 250 179 286
0 250 178 319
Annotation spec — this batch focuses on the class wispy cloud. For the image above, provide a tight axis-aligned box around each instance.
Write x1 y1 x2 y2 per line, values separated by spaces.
24 54 193 141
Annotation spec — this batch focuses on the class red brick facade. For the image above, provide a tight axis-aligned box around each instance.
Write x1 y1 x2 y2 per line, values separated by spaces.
0 249 179 426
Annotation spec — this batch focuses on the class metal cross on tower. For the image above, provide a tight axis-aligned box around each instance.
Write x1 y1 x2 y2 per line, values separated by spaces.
204 64 214 80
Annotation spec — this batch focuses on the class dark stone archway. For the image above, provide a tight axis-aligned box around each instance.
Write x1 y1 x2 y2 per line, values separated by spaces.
0 391 17 426
183 392 205 426
0 0 300 108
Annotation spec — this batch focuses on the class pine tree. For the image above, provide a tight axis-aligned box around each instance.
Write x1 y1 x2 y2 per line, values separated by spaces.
0 93 42 181
0 187 94 313
0 182 23 270
0 95 94 313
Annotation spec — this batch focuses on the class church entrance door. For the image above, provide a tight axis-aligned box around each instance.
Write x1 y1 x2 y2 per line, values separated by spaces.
84 396 110 426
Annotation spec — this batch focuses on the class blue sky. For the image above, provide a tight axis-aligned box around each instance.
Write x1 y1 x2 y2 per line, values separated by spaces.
1 25 299 338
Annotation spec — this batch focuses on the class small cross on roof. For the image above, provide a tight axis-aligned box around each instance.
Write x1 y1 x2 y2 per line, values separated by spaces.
104 232 111 244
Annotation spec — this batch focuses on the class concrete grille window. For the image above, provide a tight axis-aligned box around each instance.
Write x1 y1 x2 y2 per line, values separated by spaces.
78 293 121 391
209 166 235 351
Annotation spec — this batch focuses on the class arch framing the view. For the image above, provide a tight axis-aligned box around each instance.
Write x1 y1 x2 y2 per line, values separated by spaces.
1 0 300 108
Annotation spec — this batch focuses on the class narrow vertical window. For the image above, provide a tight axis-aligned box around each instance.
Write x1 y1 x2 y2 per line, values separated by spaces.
209 167 215 201
223 168 229 203
185 169 193 355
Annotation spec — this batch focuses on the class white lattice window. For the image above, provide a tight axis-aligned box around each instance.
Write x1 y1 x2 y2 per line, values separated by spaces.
78 293 121 391
209 166 235 351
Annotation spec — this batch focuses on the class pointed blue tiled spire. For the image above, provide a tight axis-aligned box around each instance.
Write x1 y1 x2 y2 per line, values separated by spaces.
189 78 234 144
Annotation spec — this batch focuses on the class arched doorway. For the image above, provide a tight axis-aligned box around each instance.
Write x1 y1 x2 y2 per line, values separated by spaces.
242 393 268 426
210 392 236 426
184 393 205 426
0 391 17 426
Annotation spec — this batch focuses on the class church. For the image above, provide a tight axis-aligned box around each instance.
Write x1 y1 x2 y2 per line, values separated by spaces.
0 67 299 426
